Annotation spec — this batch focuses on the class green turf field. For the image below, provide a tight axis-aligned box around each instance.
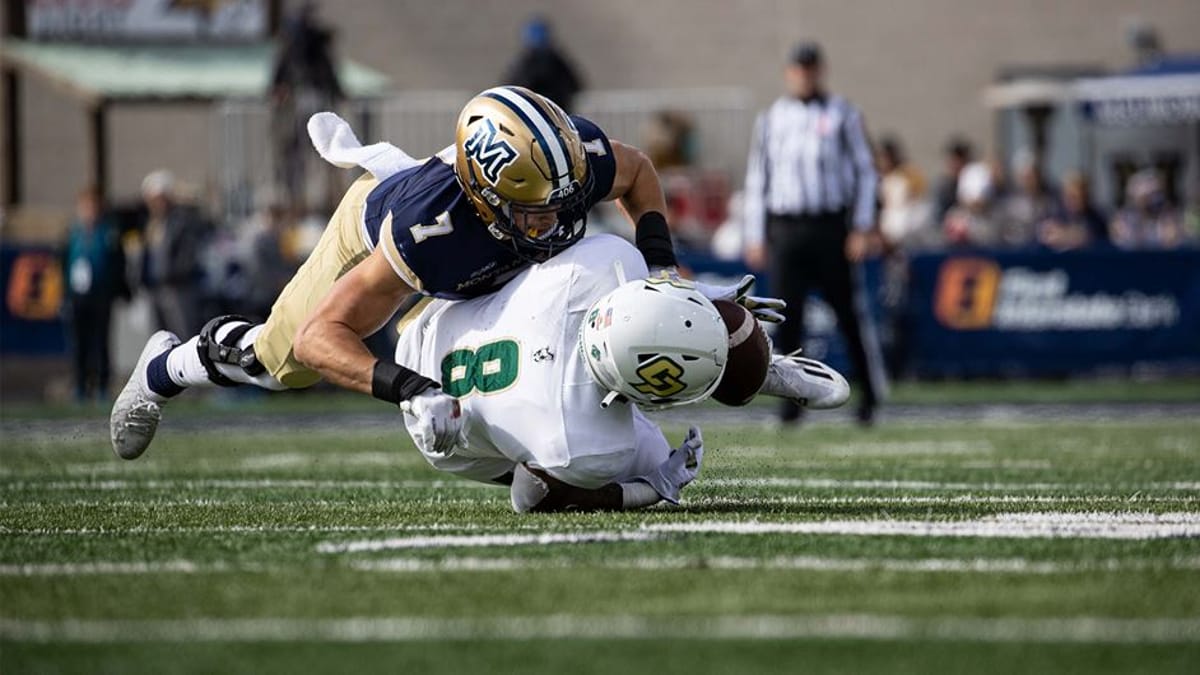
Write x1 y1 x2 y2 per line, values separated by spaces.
2 407 1199 673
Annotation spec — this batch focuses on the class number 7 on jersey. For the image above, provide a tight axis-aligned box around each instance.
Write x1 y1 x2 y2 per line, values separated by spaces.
410 211 454 244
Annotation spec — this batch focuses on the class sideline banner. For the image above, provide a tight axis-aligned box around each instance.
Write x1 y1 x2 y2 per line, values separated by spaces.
907 249 1200 376
0 245 67 356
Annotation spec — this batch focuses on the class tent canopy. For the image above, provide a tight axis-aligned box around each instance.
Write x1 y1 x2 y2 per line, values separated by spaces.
0 40 390 103
982 55 1200 126
1076 56 1200 126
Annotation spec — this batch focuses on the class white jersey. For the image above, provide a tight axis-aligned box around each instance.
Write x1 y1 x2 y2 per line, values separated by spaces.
395 235 669 487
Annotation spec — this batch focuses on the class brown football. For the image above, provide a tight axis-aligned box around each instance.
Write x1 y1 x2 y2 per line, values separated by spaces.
711 300 770 406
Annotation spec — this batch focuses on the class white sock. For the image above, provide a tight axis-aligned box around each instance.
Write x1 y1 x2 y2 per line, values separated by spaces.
165 335 211 389
166 323 288 391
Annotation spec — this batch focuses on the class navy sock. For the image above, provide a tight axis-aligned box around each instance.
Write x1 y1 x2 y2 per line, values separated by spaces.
146 349 184 398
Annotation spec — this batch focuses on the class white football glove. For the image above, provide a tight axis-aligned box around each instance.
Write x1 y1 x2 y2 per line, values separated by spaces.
650 267 786 324
693 273 787 324
637 426 704 505
400 389 463 456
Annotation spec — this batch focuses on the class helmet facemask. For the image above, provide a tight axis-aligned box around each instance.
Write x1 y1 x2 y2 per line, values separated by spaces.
484 168 594 263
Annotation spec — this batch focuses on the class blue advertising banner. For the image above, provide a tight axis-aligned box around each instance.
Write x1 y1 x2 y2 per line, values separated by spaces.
0 245 68 356
906 249 1200 376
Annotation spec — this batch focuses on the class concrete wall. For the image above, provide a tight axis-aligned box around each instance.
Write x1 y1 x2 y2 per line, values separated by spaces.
322 0 1200 174
5 0 1200 213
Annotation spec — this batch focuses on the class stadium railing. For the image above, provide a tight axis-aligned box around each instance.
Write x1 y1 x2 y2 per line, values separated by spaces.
213 88 756 223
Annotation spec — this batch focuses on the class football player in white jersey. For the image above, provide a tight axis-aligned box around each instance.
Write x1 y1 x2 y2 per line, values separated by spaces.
394 234 849 512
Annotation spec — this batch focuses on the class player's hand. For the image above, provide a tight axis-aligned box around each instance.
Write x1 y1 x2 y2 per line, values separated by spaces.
638 426 704 504
694 274 787 324
400 389 463 456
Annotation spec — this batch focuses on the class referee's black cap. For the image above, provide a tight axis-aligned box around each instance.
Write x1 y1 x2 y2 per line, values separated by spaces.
790 41 823 67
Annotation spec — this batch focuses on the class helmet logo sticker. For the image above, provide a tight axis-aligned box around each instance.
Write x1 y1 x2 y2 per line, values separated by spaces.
549 181 579 201
464 119 519 184
632 356 687 398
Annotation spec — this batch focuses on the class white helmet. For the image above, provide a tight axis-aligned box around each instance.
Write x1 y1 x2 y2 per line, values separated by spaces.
579 277 728 409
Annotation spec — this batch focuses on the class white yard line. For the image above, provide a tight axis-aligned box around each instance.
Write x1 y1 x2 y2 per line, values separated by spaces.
349 555 1200 575
311 511 1200 552
0 479 496 491
6 494 1196 516
5 554 1200 578
812 440 997 456
0 523 540 536
2 614 1199 644
706 477 1200 491
5 477 1200 493
315 531 660 554
0 498 496 509
648 512 1200 540
689 495 1199 507
238 452 413 470
0 561 244 576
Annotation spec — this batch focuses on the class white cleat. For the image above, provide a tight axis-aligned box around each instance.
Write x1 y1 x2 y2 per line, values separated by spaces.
110 330 180 460
759 351 851 410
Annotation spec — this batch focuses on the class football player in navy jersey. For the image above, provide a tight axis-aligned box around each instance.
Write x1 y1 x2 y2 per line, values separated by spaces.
111 86 785 460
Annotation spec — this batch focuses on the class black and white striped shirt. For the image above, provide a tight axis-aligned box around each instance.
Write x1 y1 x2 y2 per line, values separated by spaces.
743 94 878 245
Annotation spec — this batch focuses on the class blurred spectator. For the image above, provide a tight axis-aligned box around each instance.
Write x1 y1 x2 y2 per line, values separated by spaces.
1185 195 1200 242
710 191 746 261
942 161 1001 248
140 170 206 337
271 1 344 207
643 110 695 170
63 186 129 402
876 135 932 250
242 192 296 319
933 137 973 223
1037 172 1107 251
1110 170 1187 249
997 149 1058 247
502 17 584 112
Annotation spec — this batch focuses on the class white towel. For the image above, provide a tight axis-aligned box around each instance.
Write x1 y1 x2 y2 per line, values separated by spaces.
307 111 420 181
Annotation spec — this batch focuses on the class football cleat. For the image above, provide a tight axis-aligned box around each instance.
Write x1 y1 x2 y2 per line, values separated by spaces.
759 351 850 410
109 330 180 460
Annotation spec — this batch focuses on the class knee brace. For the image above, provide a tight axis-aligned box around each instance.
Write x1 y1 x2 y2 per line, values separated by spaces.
196 315 266 387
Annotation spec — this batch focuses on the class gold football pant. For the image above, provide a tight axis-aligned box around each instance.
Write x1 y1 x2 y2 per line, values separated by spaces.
252 174 378 389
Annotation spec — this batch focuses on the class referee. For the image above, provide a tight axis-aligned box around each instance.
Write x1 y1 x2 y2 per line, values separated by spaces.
743 42 886 426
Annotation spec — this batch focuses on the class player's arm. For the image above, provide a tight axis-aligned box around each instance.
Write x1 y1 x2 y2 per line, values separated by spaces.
602 139 787 323
605 140 668 224
293 248 435 401
603 140 677 270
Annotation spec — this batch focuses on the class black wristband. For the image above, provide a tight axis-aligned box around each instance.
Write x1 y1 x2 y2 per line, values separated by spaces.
371 361 439 405
635 211 678 269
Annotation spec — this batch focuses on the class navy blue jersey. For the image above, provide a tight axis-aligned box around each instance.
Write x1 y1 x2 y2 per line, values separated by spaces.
363 115 616 300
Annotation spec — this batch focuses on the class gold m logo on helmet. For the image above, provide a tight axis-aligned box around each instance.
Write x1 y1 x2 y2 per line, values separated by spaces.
934 258 1001 330
464 119 518 183
632 356 687 398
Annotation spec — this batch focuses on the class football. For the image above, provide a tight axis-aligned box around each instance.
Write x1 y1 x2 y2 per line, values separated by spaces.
711 299 770 406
